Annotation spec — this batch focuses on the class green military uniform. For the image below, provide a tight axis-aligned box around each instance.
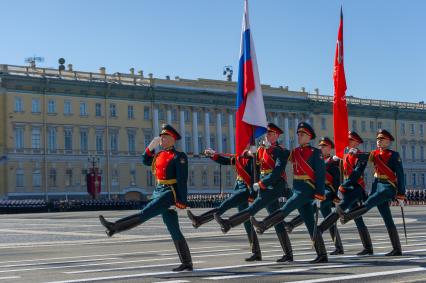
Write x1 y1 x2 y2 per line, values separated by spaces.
187 151 262 261
340 129 405 256
251 122 328 263
214 123 294 263
99 124 192 272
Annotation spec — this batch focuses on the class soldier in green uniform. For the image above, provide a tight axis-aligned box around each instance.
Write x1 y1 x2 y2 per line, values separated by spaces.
340 129 405 256
186 146 262 261
284 137 344 255
316 131 373 256
214 123 294 263
251 122 328 263
99 124 193 272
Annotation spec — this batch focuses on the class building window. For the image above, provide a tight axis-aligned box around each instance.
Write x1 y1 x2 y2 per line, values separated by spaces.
32 98 40 113
110 132 118 153
202 170 208 186
48 100 56 113
65 169 73 187
32 170 41 187
214 169 220 186
421 146 425 162
401 145 406 160
370 121 375 132
158 109 165 121
185 135 192 153
96 132 104 153
128 131 136 154
412 173 417 186
184 110 190 122
14 97 23 112
226 170 232 186
420 124 424 136
147 170 153 186
144 106 150 120
144 132 153 148
95 103 102 117
32 128 41 149
64 129 73 152
361 121 366 132
110 104 117 117
222 135 227 152
48 128 56 152
80 130 88 153
130 164 136 186
351 120 357 131
410 124 415 135
64 100 72 115
377 121 382 129
171 109 178 121
210 135 216 149
127 105 134 119
421 173 425 187
197 112 203 123
198 135 204 152
49 168 57 187
16 169 24 187
15 128 24 150
400 123 406 134
112 169 119 187
321 117 326 130
189 169 195 186
80 102 88 116
81 169 88 186
411 145 416 161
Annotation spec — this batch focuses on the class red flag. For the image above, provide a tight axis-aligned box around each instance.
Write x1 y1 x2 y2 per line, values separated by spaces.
333 7 348 158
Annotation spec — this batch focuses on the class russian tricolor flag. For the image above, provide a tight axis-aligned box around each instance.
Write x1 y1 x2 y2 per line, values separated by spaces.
235 0 267 154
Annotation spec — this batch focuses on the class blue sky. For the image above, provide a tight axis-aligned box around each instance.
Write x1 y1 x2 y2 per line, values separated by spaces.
1 0 425 102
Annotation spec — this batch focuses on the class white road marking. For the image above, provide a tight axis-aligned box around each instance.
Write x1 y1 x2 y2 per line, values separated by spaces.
284 267 426 283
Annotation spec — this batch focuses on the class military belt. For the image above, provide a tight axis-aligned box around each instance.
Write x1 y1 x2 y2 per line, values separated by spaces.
157 179 177 185
261 169 273 174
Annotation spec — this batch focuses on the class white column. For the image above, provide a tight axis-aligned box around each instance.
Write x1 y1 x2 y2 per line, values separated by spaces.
294 115 299 138
166 108 172 124
153 108 159 137
284 114 290 149
228 113 234 153
192 110 199 154
204 111 211 149
180 110 186 152
216 112 223 152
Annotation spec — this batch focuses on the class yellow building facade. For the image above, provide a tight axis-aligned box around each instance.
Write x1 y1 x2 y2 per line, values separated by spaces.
0 64 425 200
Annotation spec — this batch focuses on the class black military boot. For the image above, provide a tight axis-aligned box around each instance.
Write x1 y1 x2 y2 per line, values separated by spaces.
385 227 402 256
340 205 369 225
99 214 143 237
276 230 294 262
250 210 285 234
310 232 328 263
187 208 218 229
172 239 193 271
357 226 374 255
214 211 250 233
318 212 340 234
245 230 262 261
329 224 344 255
285 214 304 233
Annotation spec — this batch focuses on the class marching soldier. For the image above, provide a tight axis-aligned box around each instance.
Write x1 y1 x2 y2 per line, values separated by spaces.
284 137 344 255
186 146 262 261
99 124 193 272
340 129 405 256
214 123 294 263
251 122 328 263
316 131 373 256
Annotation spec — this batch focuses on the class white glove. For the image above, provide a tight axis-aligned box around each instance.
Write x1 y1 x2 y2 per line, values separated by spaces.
263 139 271 149
249 145 257 154
253 183 260 192
204 148 216 157
348 148 358 155
398 199 405 207
148 137 161 151
315 199 321 208
332 155 341 161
